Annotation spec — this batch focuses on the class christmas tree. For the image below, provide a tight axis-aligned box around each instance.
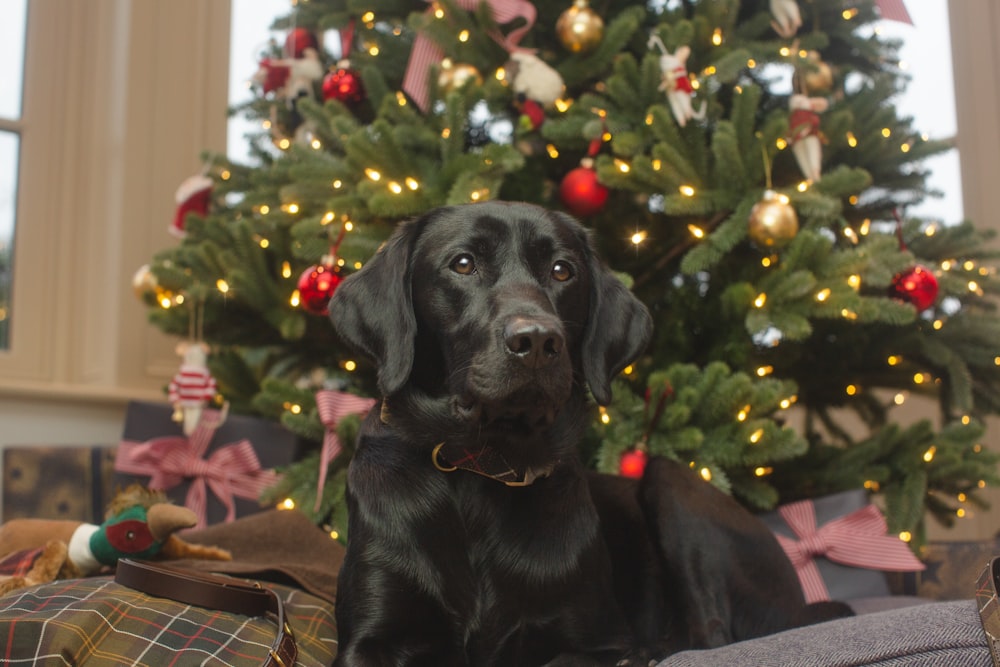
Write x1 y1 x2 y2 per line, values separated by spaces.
142 0 1000 545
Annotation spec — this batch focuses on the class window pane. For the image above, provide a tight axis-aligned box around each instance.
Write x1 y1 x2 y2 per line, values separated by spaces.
227 0 298 162
877 2 962 223
0 132 18 349
0 0 28 120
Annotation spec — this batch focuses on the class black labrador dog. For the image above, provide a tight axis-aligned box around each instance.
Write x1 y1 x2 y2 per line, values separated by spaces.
328 201 848 666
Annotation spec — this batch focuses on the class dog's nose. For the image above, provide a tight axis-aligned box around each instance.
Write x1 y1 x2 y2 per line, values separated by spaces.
504 317 563 368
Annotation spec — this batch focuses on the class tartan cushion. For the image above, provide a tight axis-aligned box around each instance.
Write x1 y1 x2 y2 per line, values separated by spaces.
0 576 337 665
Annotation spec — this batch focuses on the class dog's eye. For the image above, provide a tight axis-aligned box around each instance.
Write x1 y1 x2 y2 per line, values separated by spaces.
551 261 574 282
450 254 476 275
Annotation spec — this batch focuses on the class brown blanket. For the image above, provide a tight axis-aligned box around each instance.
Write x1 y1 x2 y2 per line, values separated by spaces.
176 508 344 604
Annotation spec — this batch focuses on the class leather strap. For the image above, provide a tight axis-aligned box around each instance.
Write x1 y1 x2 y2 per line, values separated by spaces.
115 558 297 667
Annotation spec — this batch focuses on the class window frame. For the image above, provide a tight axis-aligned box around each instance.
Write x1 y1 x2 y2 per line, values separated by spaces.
0 0 231 402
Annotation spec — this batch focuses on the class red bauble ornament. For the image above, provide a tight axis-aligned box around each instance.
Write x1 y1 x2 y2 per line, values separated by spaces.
560 164 609 217
889 265 939 312
284 28 318 59
322 67 365 105
297 263 343 315
619 449 648 479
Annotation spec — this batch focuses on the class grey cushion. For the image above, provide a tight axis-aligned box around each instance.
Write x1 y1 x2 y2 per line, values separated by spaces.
657 600 991 667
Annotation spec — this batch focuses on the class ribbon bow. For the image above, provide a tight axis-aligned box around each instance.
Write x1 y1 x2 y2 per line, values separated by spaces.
315 390 377 510
773 499 925 603
115 410 280 529
403 0 537 112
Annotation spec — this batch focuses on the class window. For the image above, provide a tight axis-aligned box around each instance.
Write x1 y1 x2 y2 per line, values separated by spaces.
875 1 962 223
228 0 296 162
0 0 28 350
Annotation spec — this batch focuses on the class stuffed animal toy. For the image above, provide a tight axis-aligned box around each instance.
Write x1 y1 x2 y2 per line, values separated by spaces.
0 485 230 596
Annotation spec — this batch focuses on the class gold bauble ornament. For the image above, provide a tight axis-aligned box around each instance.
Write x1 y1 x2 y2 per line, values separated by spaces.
437 60 482 95
132 264 158 300
795 51 833 95
556 0 604 54
748 190 799 249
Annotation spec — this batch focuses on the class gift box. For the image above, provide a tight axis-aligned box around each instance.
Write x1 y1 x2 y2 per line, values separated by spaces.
760 489 924 603
2 445 118 524
114 401 303 528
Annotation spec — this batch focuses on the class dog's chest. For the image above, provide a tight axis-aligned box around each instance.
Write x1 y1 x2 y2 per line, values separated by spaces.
451 475 597 593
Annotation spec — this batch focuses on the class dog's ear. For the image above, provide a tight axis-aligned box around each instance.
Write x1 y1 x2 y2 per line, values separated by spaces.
582 257 653 407
329 222 418 396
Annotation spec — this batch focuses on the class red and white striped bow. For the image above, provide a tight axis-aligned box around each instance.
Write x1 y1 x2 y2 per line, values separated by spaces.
774 499 925 603
115 410 280 529
403 0 537 112
315 390 377 510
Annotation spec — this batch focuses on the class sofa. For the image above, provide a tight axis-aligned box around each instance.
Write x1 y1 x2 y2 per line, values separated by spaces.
2 443 998 666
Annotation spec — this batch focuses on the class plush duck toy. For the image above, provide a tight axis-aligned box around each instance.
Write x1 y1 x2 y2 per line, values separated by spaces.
0 485 230 596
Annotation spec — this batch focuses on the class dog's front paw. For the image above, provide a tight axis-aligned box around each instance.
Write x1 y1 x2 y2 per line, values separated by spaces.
613 650 657 667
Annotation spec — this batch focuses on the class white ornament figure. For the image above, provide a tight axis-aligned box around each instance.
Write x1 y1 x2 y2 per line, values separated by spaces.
252 46 324 103
168 342 218 435
648 37 705 128
507 51 566 108
770 0 802 38
788 93 829 182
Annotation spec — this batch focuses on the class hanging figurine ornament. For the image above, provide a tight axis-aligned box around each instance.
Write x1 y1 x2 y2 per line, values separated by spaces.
507 51 565 108
252 34 324 102
556 0 604 54
748 190 799 249
168 299 219 436
770 0 802 38
506 51 566 131
648 35 705 128
787 93 829 182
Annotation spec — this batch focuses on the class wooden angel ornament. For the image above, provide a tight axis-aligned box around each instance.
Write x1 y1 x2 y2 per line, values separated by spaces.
788 93 829 182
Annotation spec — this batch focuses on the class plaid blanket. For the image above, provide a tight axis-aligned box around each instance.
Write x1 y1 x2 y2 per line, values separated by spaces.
0 576 337 665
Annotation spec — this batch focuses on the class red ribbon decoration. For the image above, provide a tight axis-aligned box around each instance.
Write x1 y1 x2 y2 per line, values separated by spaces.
315 390 377 510
403 0 537 112
875 0 913 24
773 499 925 603
115 410 280 529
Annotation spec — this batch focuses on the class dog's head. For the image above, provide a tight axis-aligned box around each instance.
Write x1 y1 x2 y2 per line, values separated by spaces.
329 202 651 429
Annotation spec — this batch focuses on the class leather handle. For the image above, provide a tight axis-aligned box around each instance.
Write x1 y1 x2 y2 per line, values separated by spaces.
116 559 297 667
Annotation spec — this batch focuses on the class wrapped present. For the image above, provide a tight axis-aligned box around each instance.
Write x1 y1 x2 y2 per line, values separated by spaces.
2 445 117 524
114 401 302 528
760 490 925 603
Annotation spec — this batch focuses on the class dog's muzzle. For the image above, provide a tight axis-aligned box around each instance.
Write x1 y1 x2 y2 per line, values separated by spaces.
503 315 564 370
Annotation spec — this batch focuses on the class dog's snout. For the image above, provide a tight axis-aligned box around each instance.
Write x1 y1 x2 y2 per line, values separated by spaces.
504 317 563 368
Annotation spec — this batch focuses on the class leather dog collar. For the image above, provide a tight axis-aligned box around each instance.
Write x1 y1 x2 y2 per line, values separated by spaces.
381 400 554 486
432 442 555 487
